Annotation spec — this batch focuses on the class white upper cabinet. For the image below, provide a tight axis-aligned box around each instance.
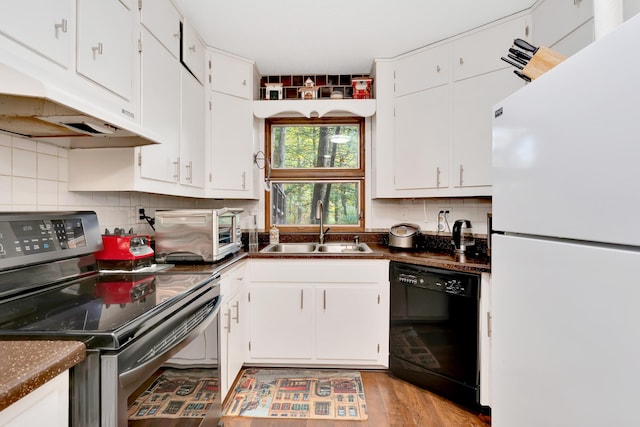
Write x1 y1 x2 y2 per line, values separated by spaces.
139 28 181 184
451 67 524 189
452 15 531 82
207 49 257 199
140 0 181 59
76 0 135 101
209 50 253 99
394 44 450 97
180 69 206 189
0 0 73 68
181 19 205 84
394 84 450 190
533 0 594 48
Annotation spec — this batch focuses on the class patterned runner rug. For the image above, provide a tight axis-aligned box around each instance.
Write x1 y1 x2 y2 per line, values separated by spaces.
128 368 218 420
223 368 368 420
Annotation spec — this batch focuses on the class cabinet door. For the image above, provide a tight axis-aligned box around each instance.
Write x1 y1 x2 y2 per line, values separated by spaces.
180 70 206 188
209 51 252 99
140 30 180 183
394 85 450 190
140 0 181 59
451 68 523 188
0 0 73 68
395 44 449 97
315 286 385 361
181 19 205 84
77 0 134 100
248 285 313 360
223 290 246 397
209 91 253 193
533 0 594 48
452 16 531 82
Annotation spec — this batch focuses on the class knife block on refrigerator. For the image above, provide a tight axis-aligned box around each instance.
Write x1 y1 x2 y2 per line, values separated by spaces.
522 47 567 80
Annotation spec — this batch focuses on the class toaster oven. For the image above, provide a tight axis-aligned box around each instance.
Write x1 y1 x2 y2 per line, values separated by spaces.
154 208 243 262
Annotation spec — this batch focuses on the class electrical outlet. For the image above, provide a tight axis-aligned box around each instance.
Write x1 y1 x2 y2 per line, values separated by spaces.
136 205 145 223
437 207 452 232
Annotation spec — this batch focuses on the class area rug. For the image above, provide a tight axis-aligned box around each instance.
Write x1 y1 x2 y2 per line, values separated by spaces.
223 368 368 420
128 368 218 420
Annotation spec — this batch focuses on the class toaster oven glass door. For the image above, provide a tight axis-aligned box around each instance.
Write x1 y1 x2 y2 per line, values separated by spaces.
217 213 236 247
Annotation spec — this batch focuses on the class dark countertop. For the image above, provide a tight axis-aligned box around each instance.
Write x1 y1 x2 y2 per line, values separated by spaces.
0 340 86 411
247 242 490 273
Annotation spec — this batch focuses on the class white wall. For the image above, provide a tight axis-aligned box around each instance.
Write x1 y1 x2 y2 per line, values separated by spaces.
0 133 491 236
0 133 200 235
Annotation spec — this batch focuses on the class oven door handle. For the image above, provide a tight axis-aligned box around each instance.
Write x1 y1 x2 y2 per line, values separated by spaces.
116 293 222 385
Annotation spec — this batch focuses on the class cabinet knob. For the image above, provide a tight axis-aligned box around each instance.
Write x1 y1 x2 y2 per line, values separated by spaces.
242 79 247 86
54 18 68 35
92 42 103 58
173 32 180 39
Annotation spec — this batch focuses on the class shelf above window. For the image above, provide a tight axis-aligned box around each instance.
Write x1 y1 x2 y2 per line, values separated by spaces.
253 99 376 119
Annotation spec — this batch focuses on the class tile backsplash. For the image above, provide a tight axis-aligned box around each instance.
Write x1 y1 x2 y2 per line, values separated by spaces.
0 133 491 236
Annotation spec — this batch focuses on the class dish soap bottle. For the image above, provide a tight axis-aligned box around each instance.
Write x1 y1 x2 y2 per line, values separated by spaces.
269 225 280 244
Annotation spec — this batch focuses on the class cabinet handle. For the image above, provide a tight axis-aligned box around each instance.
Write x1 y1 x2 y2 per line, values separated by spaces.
92 42 103 58
242 79 247 86
525 25 530 37
54 18 68 35
173 32 180 39
436 65 441 73
173 158 180 181
436 166 441 188
323 289 326 310
487 312 492 337
459 57 464 65
300 289 304 310
189 44 196 53
574 0 582 4
459 164 464 186
232 301 240 324
185 160 193 183
224 309 231 332
241 171 246 189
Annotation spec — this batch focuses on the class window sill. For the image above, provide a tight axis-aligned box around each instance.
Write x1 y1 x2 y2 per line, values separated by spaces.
253 99 376 119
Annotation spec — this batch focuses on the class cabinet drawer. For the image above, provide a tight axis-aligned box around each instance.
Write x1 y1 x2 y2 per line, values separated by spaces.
220 262 247 297
181 19 205 84
395 44 449 97
452 15 531 81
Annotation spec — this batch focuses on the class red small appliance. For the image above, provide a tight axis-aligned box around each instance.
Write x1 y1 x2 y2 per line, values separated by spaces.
94 228 155 271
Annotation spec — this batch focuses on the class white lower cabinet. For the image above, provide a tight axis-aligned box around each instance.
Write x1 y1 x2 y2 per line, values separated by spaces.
0 371 69 427
218 262 248 399
247 259 389 368
164 261 248 401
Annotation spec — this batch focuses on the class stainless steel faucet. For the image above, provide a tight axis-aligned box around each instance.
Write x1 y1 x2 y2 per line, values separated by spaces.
316 200 330 244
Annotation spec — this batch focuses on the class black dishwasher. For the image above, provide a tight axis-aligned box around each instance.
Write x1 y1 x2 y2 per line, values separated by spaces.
389 261 480 410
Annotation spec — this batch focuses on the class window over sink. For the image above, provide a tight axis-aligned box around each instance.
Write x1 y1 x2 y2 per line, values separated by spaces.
265 117 365 232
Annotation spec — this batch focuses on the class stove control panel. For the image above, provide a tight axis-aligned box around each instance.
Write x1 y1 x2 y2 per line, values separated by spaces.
0 211 102 270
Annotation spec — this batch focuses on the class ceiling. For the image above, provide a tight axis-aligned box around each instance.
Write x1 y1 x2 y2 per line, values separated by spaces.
173 0 537 75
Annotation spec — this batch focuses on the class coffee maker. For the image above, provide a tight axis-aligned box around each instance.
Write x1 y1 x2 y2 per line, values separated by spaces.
452 219 475 254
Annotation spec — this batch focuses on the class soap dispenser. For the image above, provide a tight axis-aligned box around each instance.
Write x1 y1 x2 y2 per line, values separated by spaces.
269 225 280 244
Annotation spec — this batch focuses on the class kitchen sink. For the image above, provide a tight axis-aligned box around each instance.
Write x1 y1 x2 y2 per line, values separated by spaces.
260 242 372 254
316 243 373 253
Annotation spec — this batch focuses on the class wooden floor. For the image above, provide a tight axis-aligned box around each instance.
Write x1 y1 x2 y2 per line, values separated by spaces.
130 370 490 427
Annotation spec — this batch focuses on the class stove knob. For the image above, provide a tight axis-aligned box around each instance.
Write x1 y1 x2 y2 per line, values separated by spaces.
446 280 462 294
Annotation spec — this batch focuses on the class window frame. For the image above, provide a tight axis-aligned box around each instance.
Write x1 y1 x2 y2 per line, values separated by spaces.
265 116 366 232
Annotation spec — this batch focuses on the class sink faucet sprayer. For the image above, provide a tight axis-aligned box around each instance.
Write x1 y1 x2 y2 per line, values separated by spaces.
316 200 330 244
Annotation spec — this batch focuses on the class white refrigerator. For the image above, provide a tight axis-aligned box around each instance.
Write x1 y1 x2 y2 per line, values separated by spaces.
491 12 640 427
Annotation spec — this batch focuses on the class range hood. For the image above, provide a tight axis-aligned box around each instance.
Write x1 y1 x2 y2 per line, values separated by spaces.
0 63 160 148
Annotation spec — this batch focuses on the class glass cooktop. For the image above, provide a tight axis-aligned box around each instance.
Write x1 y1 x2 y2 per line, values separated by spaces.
0 272 218 349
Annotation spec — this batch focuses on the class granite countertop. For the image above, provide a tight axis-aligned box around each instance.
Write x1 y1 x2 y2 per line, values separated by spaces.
248 242 490 273
0 340 86 412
